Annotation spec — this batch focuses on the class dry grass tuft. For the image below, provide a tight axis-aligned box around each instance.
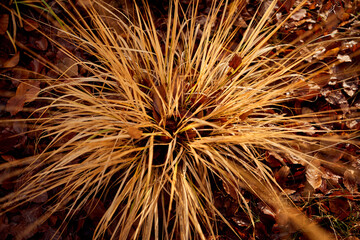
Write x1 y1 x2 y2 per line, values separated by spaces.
1 0 360 239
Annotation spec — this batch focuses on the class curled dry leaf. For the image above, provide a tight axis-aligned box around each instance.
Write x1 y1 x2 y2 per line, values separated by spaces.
127 126 143 139
6 80 40 116
2 52 20 68
306 159 322 190
343 169 358 193
0 14 9 35
275 165 290 187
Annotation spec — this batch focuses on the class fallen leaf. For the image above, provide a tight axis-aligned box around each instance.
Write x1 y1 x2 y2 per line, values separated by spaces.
23 18 40 31
222 180 238 200
328 196 350 220
0 14 9 35
6 80 40 116
321 89 349 114
279 0 295 12
0 214 10 239
127 126 143 139
11 67 30 83
229 54 242 69
265 151 284 167
34 37 48 51
0 128 26 154
257 202 276 219
31 188 48 203
337 54 352 62
2 52 20 68
306 159 322 190
84 198 106 223
1 155 15 162
275 166 290 187
290 9 307 21
57 56 78 77
5 96 26 116
343 169 358 193
29 59 44 74
20 205 43 223
343 79 359 97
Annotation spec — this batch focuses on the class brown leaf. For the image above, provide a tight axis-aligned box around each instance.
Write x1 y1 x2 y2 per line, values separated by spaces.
57 56 78 77
257 202 276 219
275 166 290 186
229 54 242 69
127 126 143 139
343 169 358 193
0 214 10 239
222 180 238 200
1 154 15 162
266 151 285 167
290 9 307 21
29 59 44 74
306 159 322 190
31 189 48 203
23 19 40 31
21 205 43 223
279 0 295 12
328 195 350 220
5 95 26 116
20 80 40 102
34 37 48 51
11 67 30 82
3 51 20 68
0 14 9 35
239 109 253 121
6 80 40 115
84 198 106 223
